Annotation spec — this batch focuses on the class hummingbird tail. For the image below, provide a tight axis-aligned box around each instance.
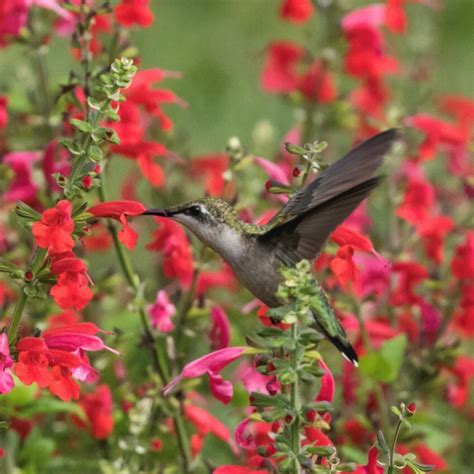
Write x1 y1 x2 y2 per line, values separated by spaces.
317 326 359 367
310 286 359 366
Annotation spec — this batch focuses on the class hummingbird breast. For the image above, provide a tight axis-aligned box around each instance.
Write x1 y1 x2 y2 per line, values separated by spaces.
229 236 283 308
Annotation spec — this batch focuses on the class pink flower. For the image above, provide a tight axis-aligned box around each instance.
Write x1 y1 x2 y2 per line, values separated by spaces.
3 151 40 205
0 333 14 394
0 0 28 47
147 290 176 333
163 347 247 404
241 364 279 396
209 306 230 350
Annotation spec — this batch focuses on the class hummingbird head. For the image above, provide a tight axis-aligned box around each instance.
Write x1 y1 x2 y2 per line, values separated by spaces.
143 198 245 255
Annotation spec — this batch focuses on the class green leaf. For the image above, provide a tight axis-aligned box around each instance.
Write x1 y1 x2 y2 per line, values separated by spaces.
359 334 407 383
377 430 390 454
88 145 104 162
70 118 92 133
305 445 336 457
20 397 85 419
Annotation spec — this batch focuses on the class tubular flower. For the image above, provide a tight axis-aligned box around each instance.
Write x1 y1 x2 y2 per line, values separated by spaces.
184 404 238 455
147 217 194 287
50 257 93 311
330 245 359 287
14 322 116 401
88 200 146 250
114 0 154 28
3 151 40 205
32 200 75 254
163 347 247 404
147 289 176 333
190 154 230 197
80 385 114 439
280 0 314 24
0 333 14 394
209 306 231 350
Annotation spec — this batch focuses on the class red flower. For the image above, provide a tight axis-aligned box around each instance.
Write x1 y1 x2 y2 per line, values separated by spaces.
439 95 474 129
451 231 474 279
416 214 453 264
316 359 335 403
390 261 428 306
280 0 314 24
115 0 154 28
184 404 236 451
88 200 146 250
297 60 337 103
147 217 194 287
452 283 474 338
3 151 40 205
49 365 80 402
214 467 268 474
80 385 114 439
398 443 447 473
190 154 229 197
396 176 435 225
0 0 28 47
406 114 468 161
342 5 398 118
261 42 303 93
50 257 93 311
14 321 115 401
385 0 407 33
0 96 8 128
445 355 474 408
32 200 75 255
353 446 384 474
330 245 359 287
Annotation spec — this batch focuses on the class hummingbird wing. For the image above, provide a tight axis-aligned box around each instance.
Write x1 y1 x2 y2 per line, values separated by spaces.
258 129 400 265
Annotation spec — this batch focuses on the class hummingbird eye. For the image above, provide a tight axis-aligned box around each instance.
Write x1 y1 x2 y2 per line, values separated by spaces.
185 205 202 217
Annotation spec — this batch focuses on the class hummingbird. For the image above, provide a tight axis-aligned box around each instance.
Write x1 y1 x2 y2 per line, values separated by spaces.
143 129 400 365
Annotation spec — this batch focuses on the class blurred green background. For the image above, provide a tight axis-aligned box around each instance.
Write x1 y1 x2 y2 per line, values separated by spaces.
1 0 473 155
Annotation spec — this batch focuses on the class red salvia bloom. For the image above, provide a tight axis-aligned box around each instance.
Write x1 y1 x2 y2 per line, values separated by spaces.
50 257 93 310
88 200 146 250
439 94 474 130
32 200 75 255
451 231 474 279
297 60 337 103
390 261 428 306
280 0 315 24
115 0 154 28
406 114 468 161
452 283 474 338
385 0 407 33
190 154 229 197
396 176 436 225
416 214 454 264
0 96 8 128
261 42 303 93
445 356 474 408
14 322 116 401
80 385 114 439
330 245 359 287
147 217 194 287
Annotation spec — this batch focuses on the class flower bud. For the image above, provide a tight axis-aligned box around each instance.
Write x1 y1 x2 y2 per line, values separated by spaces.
305 409 317 423
407 402 416 416
285 414 293 424
271 421 280 433
82 175 93 190
24 271 33 282
292 167 301 177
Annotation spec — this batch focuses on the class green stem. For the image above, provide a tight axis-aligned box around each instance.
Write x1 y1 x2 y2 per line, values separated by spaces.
388 418 403 474
8 248 47 345
289 322 301 473
98 182 192 472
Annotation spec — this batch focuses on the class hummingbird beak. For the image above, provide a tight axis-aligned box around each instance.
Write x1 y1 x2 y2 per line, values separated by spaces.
142 208 169 217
